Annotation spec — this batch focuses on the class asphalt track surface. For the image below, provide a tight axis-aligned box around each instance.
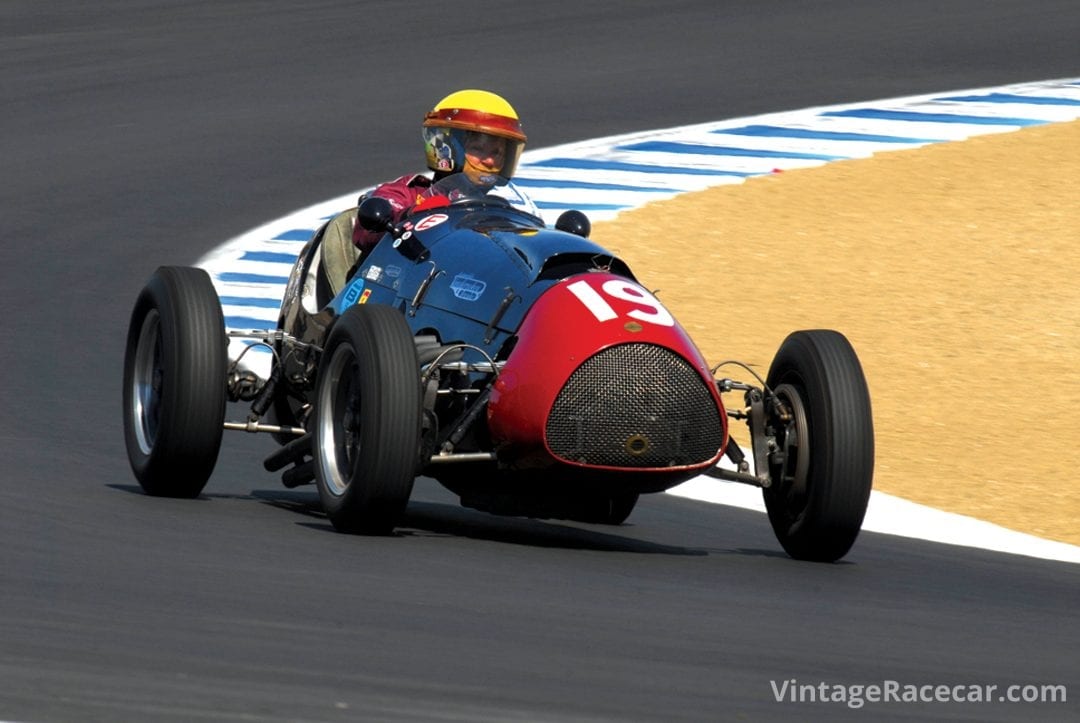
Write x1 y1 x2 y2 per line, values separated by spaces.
2 2 1078 721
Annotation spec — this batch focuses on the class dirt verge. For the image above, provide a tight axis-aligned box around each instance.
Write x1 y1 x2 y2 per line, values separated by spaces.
590 120 1080 546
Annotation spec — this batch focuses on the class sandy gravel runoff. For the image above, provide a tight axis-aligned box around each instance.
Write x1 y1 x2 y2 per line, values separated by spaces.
590 120 1080 547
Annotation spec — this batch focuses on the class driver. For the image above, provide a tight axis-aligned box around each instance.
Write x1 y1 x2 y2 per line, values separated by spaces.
352 89 537 253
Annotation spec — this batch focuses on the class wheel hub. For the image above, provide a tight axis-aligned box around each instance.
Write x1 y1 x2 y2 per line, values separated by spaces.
769 383 810 508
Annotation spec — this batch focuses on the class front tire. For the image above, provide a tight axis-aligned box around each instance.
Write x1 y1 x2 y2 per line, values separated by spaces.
123 266 227 497
313 304 422 534
762 330 874 562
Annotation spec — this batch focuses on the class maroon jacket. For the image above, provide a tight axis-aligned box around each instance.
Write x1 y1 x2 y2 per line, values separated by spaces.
351 174 434 252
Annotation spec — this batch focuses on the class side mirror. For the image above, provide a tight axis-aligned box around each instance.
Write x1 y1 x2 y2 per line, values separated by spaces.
357 196 394 232
555 210 591 238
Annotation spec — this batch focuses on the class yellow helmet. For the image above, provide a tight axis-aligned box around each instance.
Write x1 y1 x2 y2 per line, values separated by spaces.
422 89 527 184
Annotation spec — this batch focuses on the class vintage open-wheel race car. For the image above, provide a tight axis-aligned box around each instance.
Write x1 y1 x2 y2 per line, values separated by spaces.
123 173 874 562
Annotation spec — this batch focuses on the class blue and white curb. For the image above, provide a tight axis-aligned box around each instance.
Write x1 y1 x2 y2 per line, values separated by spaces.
200 76 1080 365
198 77 1080 563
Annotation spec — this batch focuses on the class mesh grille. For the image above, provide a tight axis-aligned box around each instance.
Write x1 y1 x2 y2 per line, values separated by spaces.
546 343 724 468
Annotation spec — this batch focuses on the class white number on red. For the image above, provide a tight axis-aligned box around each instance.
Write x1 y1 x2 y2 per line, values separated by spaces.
566 279 674 327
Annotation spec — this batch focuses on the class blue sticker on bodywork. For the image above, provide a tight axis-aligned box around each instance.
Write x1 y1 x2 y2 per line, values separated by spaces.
335 277 366 313
450 273 486 301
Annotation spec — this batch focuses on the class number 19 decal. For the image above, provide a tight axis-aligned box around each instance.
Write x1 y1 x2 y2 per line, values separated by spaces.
566 279 674 327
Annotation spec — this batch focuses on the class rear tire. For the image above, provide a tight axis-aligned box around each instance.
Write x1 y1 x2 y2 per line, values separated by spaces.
762 330 874 562
122 266 227 497
313 304 422 534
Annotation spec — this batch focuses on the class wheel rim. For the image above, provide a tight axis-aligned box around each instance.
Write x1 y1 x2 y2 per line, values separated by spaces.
317 343 362 497
131 309 164 455
770 382 810 511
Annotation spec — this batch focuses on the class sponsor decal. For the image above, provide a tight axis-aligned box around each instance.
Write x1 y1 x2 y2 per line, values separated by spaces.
339 278 366 310
358 289 372 304
384 265 403 278
415 213 449 232
364 265 382 281
450 273 487 301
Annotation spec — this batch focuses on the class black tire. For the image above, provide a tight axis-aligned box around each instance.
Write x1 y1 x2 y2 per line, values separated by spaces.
762 330 874 562
312 304 421 534
123 266 227 497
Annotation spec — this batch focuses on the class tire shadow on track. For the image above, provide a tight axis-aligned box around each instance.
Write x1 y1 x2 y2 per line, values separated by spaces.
243 488 711 556
254 489 708 555
395 501 708 555
108 483 805 557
